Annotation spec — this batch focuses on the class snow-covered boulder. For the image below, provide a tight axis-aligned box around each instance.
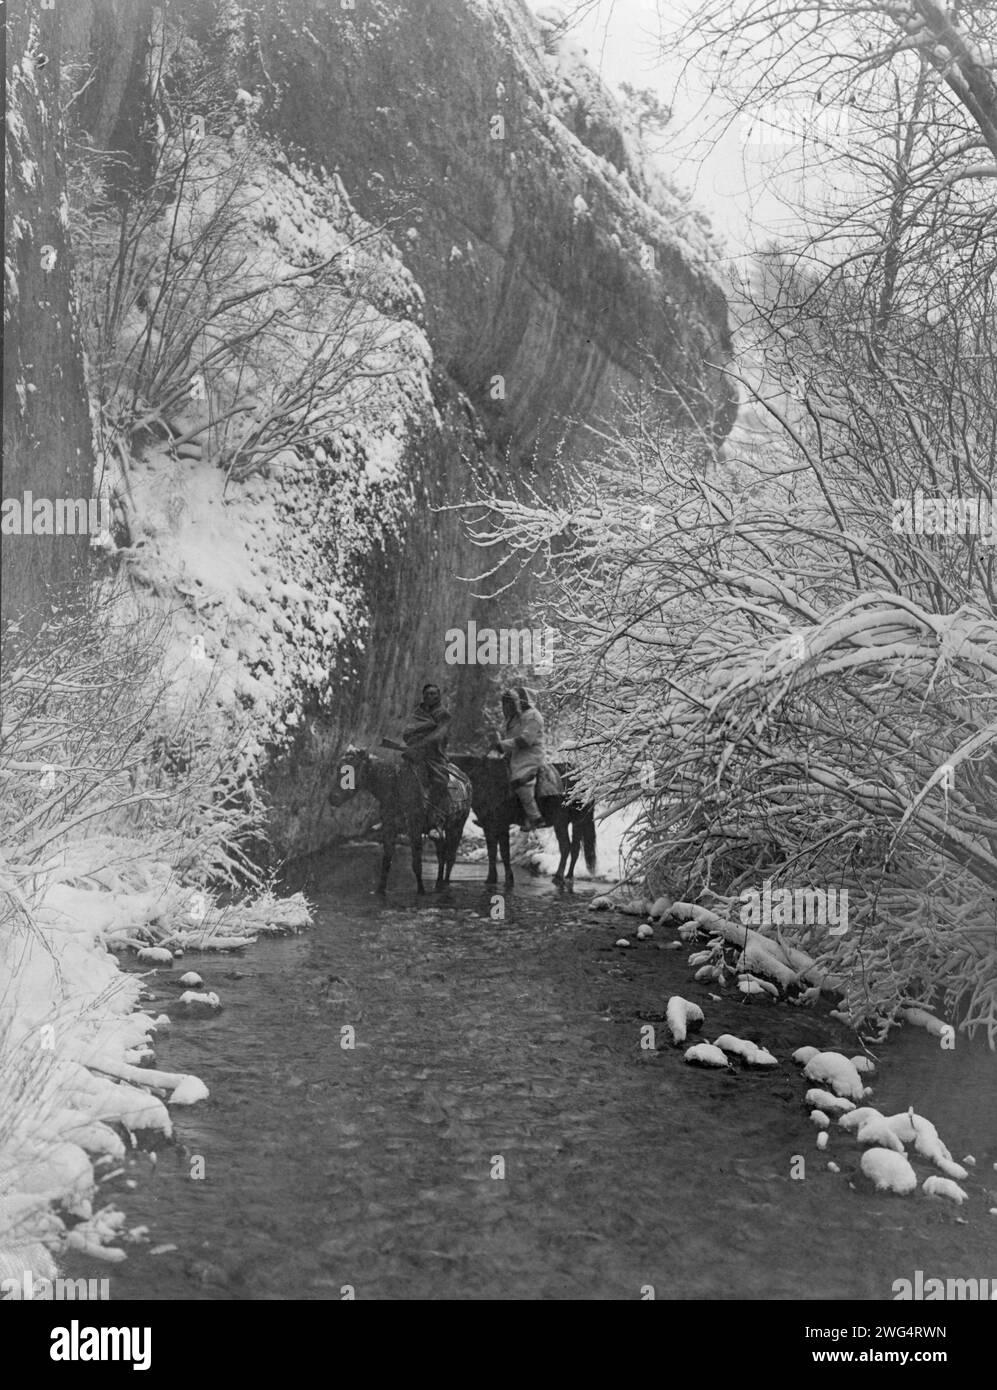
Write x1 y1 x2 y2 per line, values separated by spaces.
175 990 221 1014
811 1110 830 1130
666 997 704 1044
861 1148 917 1194
792 1046 819 1066
169 1076 209 1106
713 1034 778 1067
850 1055 875 1075
684 1043 730 1069
136 947 173 965
884 1111 967 1178
802 1051 866 1102
922 1175 969 1204
804 1088 855 1116
178 971 203 987
855 1117 905 1153
839 1106 883 1132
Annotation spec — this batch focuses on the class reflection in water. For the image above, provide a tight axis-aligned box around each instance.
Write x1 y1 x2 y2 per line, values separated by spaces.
73 850 997 1300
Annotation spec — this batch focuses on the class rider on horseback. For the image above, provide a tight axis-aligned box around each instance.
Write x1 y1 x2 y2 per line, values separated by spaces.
401 682 452 842
491 685 546 831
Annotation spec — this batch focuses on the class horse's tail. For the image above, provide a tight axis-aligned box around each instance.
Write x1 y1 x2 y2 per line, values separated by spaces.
582 808 597 876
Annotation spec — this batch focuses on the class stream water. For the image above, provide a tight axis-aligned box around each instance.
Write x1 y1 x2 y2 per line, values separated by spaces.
70 847 997 1300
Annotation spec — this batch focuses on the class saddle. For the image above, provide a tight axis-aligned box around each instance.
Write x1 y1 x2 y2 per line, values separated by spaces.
410 760 470 816
442 764 471 811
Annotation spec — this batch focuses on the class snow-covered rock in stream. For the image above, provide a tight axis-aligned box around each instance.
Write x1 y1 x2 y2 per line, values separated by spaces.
666 997 704 1044
684 1043 731 1069
855 1117 906 1154
860 1149 918 1194
169 1076 210 1106
885 1112 969 1179
802 1051 866 1102
713 1034 778 1067
811 1110 830 1130
839 1106 884 1133
175 991 221 1013
179 972 203 987
850 1055 876 1075
817 1131 828 1151
922 1175 969 1205
804 1088 855 1116
793 1046 820 1066
136 947 173 965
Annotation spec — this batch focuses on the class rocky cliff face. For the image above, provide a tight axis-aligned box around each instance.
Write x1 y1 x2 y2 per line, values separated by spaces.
244 0 735 458
24 0 734 862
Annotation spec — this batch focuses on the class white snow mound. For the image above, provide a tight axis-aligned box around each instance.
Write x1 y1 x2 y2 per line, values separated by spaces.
169 1076 209 1105
861 1148 917 1194
684 1043 729 1069
804 1088 855 1115
922 1176 969 1204
713 1034 778 1067
666 997 704 1044
855 1117 905 1153
802 1051 866 1101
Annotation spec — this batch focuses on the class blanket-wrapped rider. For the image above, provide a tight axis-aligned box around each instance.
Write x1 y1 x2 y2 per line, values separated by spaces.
402 683 451 837
492 685 545 829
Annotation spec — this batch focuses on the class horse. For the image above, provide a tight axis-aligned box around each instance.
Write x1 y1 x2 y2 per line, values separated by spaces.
449 754 597 887
329 748 470 895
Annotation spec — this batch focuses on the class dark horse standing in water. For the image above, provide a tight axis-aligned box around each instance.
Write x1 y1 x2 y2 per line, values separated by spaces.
450 754 596 887
330 749 470 894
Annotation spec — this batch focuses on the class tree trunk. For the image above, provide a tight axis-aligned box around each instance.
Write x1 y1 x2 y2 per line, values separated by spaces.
3 0 95 631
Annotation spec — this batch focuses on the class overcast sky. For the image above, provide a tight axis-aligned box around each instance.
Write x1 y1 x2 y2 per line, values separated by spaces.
561 0 811 264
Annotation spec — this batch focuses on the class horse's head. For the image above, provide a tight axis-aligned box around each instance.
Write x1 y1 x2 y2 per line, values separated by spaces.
329 747 372 807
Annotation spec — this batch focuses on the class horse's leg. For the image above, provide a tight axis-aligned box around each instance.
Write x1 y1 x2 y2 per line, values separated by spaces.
434 836 447 891
410 819 425 894
378 829 393 895
567 814 582 879
552 813 570 886
443 817 463 885
500 823 514 885
484 825 498 885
